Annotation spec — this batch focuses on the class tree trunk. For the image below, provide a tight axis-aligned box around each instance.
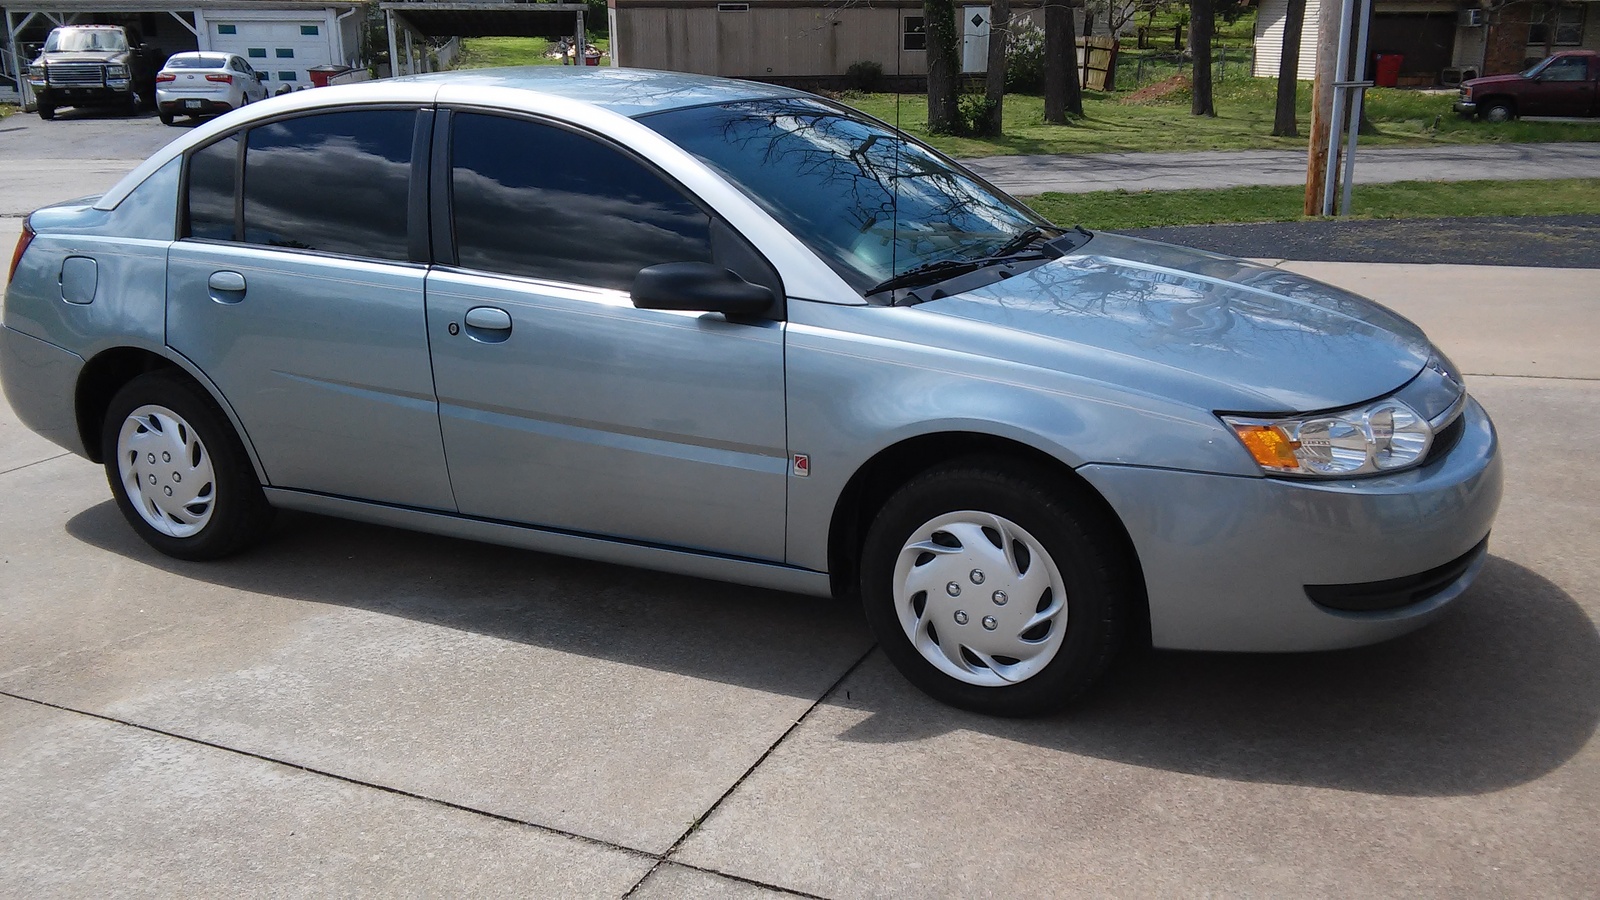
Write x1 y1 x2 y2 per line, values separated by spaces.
1272 0 1307 136
1189 0 1215 116
1044 0 1082 123
984 0 1013 134
925 0 961 133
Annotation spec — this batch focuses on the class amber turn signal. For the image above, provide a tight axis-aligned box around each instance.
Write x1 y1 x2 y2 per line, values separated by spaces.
1231 424 1301 471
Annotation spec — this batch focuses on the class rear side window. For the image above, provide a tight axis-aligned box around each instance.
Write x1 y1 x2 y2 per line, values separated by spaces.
448 112 713 290
187 133 239 241
241 109 414 260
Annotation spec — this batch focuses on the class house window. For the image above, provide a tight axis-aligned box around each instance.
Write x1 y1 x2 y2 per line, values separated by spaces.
1528 3 1586 46
276 48 294 58
216 23 236 35
903 16 927 52
301 24 320 35
248 48 266 58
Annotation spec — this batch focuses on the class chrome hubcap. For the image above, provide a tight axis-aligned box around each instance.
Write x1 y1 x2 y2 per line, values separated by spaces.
892 511 1068 687
117 405 216 538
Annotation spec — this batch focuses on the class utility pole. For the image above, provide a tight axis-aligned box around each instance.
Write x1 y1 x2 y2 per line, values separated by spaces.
1303 0 1343 215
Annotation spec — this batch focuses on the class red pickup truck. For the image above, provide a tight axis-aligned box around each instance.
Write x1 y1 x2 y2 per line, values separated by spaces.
1455 50 1600 121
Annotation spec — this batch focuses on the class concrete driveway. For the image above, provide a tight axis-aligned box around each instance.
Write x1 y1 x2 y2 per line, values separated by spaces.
2 115 1597 898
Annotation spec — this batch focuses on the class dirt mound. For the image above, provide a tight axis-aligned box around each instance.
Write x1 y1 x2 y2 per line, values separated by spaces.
1121 75 1191 104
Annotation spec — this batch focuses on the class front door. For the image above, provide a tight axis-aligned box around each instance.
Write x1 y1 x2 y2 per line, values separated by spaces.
424 111 788 560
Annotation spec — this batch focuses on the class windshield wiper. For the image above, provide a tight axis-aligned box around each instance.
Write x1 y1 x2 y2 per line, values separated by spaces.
865 252 1049 298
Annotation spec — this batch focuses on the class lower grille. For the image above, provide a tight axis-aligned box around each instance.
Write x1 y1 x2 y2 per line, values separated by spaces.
47 63 106 86
1305 537 1488 613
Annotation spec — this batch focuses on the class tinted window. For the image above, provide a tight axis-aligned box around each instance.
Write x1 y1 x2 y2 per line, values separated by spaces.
168 54 228 69
450 113 713 290
242 109 414 260
187 134 239 241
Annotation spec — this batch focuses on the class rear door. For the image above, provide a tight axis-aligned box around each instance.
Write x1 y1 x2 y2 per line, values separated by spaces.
423 110 788 560
166 107 456 511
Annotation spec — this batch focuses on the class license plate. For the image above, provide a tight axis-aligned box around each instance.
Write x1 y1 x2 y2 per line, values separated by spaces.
184 99 201 109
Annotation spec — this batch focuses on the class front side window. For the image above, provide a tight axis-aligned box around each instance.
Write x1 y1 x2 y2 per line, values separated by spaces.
187 134 239 241
449 113 713 290
642 98 1048 294
1537 55 1589 81
240 109 414 259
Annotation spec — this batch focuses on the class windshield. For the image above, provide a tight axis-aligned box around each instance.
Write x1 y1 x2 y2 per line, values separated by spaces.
1520 57 1555 77
44 29 128 52
642 98 1053 294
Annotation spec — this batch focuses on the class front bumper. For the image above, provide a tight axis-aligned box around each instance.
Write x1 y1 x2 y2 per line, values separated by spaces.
1454 100 1478 117
1079 396 1502 652
36 86 133 108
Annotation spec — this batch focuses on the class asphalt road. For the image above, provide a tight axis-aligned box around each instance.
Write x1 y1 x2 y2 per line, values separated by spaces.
3 100 1599 899
1120 214 1600 269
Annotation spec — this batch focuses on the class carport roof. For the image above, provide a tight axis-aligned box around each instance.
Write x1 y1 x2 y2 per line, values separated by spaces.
377 0 588 39
6 0 357 10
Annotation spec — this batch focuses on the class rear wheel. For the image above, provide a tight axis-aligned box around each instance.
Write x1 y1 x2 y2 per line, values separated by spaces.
159 108 174 126
101 371 274 560
860 459 1130 717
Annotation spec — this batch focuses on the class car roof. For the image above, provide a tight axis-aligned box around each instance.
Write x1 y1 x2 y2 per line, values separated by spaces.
401 66 814 118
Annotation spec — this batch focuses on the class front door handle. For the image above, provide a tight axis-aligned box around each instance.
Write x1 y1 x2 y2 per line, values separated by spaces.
463 306 512 343
207 270 247 304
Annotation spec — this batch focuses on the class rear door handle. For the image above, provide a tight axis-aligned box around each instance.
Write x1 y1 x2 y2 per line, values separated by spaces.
463 306 512 343
207 270 247 303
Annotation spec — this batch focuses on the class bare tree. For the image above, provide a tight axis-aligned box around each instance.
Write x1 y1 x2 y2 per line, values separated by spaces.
1272 0 1307 135
1044 0 1083 123
984 0 1013 134
1189 0 1215 116
925 0 961 133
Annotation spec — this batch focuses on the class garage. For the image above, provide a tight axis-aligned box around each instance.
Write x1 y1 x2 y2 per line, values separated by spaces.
3 0 362 104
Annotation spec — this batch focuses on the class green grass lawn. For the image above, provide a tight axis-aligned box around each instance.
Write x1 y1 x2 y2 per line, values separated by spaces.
843 78 1600 158
1023 178 1600 230
0 104 16 119
453 36 610 69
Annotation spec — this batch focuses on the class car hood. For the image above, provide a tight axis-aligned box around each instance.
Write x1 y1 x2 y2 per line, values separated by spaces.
1463 73 1524 89
915 233 1432 414
38 50 125 64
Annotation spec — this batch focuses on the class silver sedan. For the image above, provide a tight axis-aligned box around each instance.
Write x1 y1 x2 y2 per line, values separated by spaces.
155 51 267 125
0 69 1501 716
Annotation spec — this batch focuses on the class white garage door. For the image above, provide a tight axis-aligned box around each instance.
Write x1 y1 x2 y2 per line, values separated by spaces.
208 18 334 88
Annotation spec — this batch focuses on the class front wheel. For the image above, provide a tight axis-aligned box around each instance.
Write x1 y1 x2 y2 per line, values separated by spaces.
1482 102 1514 123
859 459 1131 717
37 101 56 120
101 371 274 560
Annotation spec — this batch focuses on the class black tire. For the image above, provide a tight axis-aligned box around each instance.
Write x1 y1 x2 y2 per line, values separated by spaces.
101 371 274 561
859 458 1131 717
159 108 174 126
1482 101 1514 123
37 102 55 121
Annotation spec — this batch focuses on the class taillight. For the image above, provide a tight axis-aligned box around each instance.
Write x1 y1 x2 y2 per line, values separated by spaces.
8 218 35 285
156 73 176 83
205 73 233 84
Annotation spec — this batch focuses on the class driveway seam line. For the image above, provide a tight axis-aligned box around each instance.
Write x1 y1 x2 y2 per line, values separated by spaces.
1468 373 1600 383
0 452 71 477
620 644 880 900
0 688 656 861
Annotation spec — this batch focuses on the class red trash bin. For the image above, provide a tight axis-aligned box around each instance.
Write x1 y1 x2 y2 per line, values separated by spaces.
1373 54 1403 88
308 65 351 88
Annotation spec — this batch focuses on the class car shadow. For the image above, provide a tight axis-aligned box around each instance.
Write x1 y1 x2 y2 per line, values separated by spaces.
66 501 1599 797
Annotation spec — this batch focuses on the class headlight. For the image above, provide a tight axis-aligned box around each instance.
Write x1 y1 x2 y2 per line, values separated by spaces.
1223 398 1434 477
28 65 45 81
1461 85 1473 100
107 64 129 78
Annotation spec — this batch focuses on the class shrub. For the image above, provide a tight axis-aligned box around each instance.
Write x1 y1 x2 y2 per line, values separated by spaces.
1005 21 1046 93
845 60 884 92
958 92 1001 136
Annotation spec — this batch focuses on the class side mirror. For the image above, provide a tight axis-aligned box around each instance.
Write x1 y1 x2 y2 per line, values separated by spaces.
632 262 775 318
